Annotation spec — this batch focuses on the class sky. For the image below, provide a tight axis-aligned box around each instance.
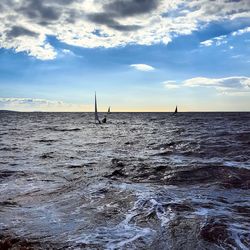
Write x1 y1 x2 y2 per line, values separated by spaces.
0 0 250 112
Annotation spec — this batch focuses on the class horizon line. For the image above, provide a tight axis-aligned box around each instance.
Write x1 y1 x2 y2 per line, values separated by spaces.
1 110 249 113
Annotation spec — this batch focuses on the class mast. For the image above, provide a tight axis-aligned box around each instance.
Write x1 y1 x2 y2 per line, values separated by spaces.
95 92 100 123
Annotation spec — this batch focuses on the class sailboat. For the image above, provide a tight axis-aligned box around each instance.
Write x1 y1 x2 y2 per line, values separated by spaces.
95 92 101 124
174 106 178 114
101 106 110 123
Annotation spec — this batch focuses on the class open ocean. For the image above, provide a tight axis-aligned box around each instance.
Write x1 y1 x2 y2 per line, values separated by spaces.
0 111 250 249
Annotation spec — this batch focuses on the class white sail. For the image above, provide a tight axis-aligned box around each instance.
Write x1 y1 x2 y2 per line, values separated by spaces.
95 92 100 123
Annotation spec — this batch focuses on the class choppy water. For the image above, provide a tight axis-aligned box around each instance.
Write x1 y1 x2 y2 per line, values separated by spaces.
0 112 250 249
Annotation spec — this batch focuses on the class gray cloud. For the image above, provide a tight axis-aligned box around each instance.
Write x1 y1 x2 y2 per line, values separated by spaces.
87 0 159 31
88 13 141 31
52 0 76 5
7 26 38 38
107 22 142 31
64 9 82 24
224 0 242 3
103 0 160 17
18 0 61 22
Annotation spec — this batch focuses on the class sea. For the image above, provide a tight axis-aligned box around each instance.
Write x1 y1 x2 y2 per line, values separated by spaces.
0 111 249 249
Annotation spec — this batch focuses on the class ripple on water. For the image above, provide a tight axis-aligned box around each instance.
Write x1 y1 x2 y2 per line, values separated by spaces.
0 112 250 249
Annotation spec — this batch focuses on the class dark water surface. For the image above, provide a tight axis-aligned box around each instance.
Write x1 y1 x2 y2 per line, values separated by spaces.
0 112 250 249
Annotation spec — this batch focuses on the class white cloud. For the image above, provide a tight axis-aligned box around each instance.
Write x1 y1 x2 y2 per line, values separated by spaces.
62 49 74 55
232 27 250 36
183 76 250 88
130 64 155 71
163 76 250 95
60 49 81 58
200 35 228 47
0 0 249 60
183 77 221 87
200 39 213 47
0 98 90 112
163 80 180 89
183 76 250 95
0 33 57 60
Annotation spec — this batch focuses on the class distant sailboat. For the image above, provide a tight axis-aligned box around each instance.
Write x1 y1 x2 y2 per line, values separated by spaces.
101 106 110 123
95 92 101 124
174 106 178 114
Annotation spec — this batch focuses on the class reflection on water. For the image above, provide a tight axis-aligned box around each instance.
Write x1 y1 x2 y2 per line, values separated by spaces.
0 112 250 249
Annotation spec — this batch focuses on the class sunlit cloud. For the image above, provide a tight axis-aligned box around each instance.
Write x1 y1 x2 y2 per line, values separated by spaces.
130 64 155 71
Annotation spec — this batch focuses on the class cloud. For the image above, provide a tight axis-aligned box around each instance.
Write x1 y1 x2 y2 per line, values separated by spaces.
7 26 38 38
200 35 228 47
0 98 89 112
60 48 82 58
103 0 160 17
18 0 62 22
0 0 250 59
200 39 213 47
130 64 155 71
163 80 180 89
183 76 250 95
86 0 160 31
232 26 250 36
87 13 142 31
163 76 250 95
61 48 81 57
183 76 250 88
62 49 74 55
